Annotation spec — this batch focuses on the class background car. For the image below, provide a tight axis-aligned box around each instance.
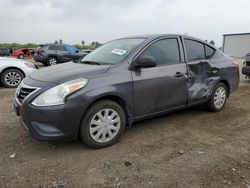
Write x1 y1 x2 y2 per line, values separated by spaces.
82 49 92 54
0 48 11 56
0 57 37 87
242 53 250 79
12 48 34 59
34 44 87 66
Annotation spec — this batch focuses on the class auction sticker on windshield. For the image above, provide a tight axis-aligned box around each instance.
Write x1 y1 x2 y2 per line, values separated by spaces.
111 49 127 56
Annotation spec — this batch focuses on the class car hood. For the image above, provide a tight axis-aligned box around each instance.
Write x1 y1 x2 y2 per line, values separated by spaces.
29 62 110 84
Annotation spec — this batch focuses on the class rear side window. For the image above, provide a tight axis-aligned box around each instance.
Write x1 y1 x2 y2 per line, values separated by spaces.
140 38 181 65
205 45 215 59
55 45 66 51
184 39 205 61
48 45 56 50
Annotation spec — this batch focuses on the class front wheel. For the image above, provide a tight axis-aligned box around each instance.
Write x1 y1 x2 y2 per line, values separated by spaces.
80 100 126 149
1 69 24 88
207 83 228 112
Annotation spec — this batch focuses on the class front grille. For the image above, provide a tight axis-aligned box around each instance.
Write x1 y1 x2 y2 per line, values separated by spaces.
17 85 38 103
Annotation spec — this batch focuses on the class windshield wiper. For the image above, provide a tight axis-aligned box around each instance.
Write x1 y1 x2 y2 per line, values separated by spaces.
82 61 100 65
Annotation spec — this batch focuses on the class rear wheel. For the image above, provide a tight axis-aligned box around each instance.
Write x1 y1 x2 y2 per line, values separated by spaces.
80 100 126 149
1 69 24 88
47 57 58 66
207 82 227 112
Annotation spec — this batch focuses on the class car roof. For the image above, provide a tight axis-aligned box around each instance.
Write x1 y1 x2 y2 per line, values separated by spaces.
118 34 185 39
118 34 215 48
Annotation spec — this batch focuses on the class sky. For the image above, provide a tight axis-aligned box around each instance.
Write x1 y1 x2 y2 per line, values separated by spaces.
1 0 250 47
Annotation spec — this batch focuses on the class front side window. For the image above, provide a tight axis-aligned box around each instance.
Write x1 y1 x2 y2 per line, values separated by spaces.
82 38 144 65
185 39 205 61
65 45 78 53
139 38 181 65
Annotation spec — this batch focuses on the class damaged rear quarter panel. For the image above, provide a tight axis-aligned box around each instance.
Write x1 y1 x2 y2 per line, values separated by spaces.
187 55 239 104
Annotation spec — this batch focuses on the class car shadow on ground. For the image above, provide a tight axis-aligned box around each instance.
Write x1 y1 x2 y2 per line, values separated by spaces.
37 104 209 151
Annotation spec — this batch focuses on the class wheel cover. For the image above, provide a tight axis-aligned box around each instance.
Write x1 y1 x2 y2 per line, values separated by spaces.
214 87 226 109
49 58 57 65
4 71 22 87
89 108 121 143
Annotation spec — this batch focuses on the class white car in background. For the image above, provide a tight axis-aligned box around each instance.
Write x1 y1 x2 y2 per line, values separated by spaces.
0 57 37 88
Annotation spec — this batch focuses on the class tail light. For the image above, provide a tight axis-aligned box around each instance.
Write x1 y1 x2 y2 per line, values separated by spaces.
37 48 44 53
232 61 240 68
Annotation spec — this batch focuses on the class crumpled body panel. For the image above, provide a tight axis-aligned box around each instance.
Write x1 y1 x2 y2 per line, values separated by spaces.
187 61 222 103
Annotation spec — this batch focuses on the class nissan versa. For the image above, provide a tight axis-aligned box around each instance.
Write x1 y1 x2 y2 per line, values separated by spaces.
14 34 239 148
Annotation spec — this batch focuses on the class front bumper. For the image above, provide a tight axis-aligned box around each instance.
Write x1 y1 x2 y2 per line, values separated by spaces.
14 87 90 141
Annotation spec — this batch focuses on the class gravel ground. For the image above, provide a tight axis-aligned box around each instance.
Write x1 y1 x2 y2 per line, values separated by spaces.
0 59 249 187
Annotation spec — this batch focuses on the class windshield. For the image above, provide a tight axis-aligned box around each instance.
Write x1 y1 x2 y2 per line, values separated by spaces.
81 38 144 65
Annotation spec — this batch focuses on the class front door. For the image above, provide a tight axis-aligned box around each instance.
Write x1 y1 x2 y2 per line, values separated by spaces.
132 38 188 117
65 45 81 61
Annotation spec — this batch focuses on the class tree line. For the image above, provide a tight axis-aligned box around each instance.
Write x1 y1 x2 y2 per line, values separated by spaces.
0 40 102 50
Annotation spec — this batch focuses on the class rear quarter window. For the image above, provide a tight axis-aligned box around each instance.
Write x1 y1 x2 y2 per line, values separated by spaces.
205 45 215 59
48 45 56 50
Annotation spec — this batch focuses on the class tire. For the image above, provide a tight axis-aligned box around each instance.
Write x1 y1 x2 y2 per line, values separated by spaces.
207 82 228 112
1 69 24 88
47 57 58 66
18 54 24 59
80 100 126 149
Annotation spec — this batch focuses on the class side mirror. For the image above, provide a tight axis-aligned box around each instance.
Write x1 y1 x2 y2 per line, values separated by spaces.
133 56 157 69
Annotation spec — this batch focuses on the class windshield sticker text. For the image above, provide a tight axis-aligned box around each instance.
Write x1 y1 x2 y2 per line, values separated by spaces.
111 49 127 56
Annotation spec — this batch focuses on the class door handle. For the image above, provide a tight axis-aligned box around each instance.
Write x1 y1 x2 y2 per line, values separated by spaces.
174 72 184 78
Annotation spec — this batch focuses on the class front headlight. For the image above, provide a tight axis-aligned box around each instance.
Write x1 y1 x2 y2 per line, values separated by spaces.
31 78 88 106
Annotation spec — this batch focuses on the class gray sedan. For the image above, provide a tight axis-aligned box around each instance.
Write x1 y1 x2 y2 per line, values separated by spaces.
0 57 37 87
14 34 240 148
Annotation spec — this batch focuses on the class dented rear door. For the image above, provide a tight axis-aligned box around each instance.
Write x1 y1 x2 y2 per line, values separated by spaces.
183 38 217 104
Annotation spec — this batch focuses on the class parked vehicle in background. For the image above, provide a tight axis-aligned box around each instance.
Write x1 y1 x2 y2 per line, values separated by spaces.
14 34 239 148
12 48 35 59
242 53 250 79
0 57 37 87
34 44 87 66
0 48 11 56
82 49 92 54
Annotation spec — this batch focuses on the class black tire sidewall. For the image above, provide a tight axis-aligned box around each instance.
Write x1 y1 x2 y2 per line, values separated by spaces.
208 83 227 112
1 69 24 88
80 100 126 149
18 55 24 59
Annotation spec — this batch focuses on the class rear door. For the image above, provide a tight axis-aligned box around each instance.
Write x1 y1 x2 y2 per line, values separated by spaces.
183 38 216 103
54 45 69 62
132 37 188 117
